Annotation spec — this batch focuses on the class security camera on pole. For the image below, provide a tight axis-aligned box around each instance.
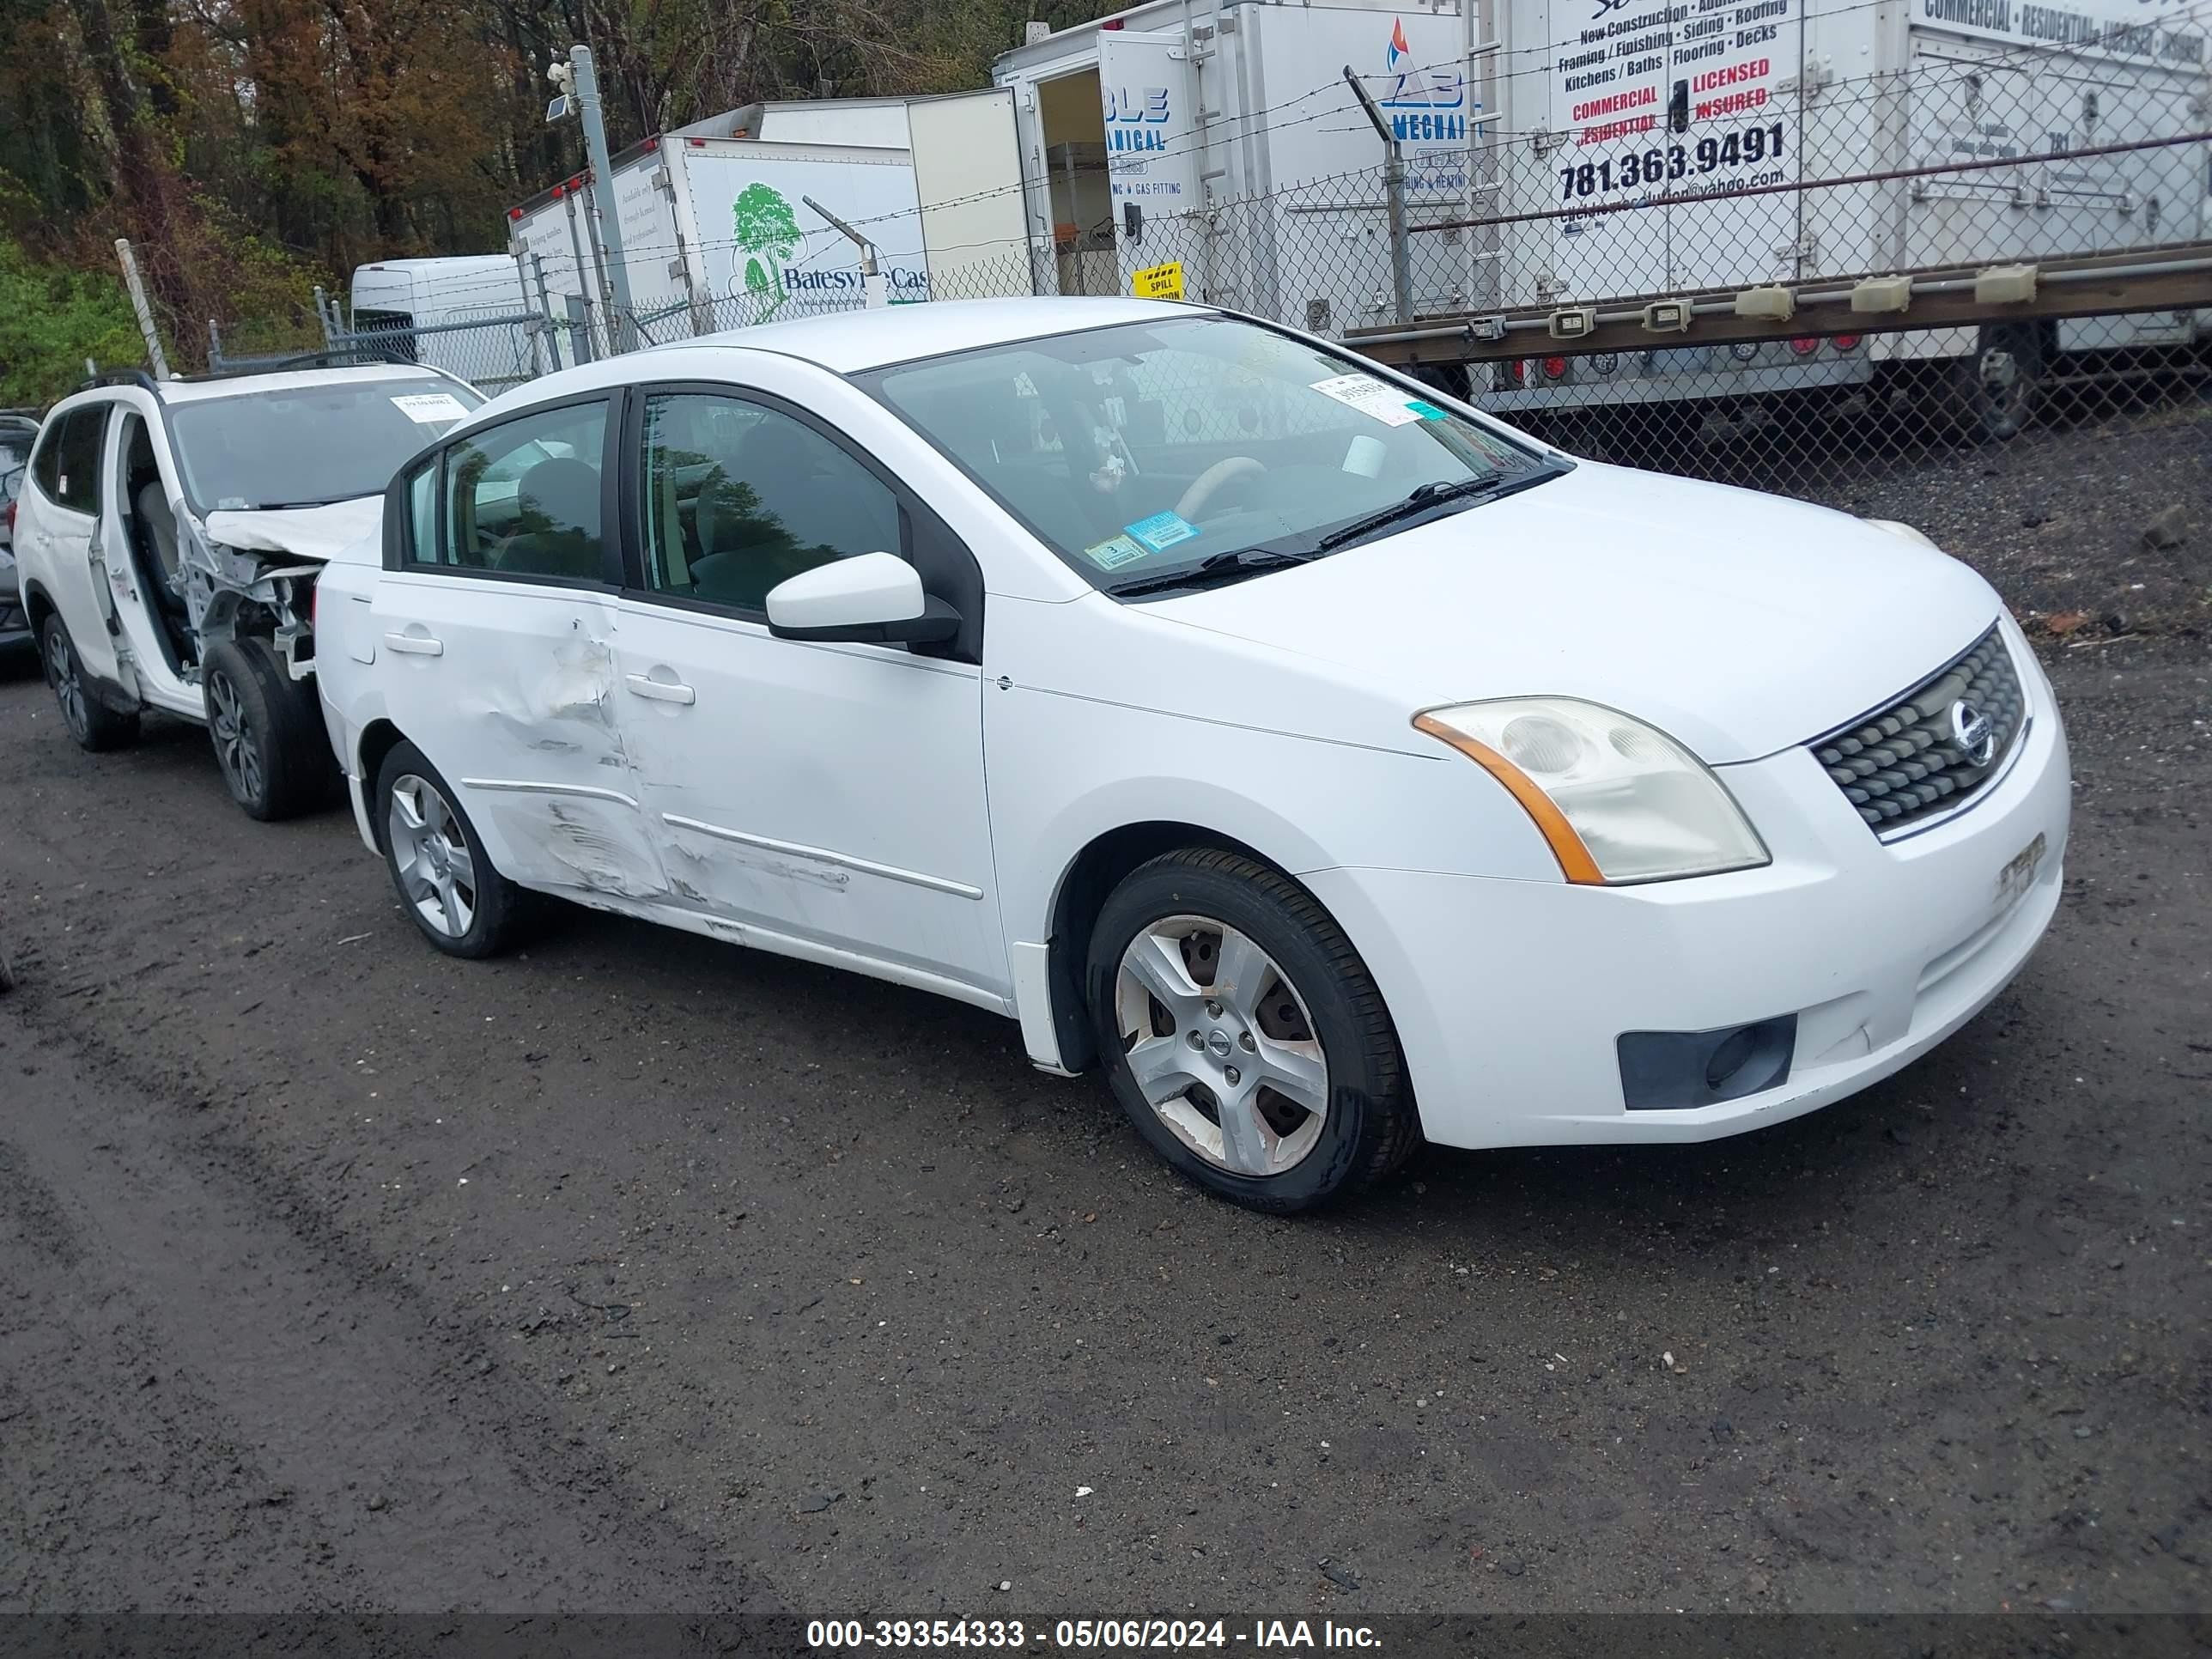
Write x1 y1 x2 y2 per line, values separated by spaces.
547 46 637 351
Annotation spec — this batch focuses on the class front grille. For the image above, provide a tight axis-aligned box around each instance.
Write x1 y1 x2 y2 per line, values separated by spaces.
1812 623 2027 835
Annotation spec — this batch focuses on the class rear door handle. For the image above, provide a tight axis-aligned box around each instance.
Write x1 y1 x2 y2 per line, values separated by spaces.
384 631 443 656
625 672 696 706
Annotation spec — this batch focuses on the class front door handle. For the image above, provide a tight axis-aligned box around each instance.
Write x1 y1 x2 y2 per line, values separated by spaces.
625 672 696 706
384 630 443 656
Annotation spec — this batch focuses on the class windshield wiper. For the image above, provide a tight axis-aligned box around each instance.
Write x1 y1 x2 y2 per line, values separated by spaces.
1105 546 1322 599
1313 465 1567 553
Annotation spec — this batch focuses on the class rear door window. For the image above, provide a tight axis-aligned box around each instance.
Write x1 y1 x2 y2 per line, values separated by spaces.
424 400 611 581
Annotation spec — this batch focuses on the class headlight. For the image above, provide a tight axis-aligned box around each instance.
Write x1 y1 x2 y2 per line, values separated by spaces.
1413 699 1770 884
1865 519 1938 550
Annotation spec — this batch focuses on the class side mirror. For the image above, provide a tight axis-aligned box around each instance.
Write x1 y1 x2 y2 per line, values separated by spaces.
765 550 960 646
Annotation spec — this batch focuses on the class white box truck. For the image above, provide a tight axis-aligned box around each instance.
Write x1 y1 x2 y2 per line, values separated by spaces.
996 0 2209 434
996 0 1486 325
506 89 1032 354
1480 0 2210 433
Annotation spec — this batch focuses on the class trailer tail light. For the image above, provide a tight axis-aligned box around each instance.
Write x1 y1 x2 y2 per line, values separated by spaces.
1788 337 1819 356
3 499 15 538
1832 334 1863 353
1503 360 1528 387
1542 356 1569 380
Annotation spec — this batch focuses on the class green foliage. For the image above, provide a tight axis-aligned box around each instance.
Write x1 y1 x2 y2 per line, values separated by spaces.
0 0 1126 359
0 235 149 406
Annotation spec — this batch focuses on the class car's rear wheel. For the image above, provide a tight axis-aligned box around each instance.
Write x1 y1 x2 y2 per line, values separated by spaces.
201 637 335 821
40 614 138 752
1086 848 1419 1212
374 739 525 959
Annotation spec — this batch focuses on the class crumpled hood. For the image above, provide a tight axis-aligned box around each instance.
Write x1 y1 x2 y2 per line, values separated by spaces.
203 495 383 565
1142 460 2002 763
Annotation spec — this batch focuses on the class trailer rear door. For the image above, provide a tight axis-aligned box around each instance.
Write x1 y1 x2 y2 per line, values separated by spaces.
1099 28 1200 295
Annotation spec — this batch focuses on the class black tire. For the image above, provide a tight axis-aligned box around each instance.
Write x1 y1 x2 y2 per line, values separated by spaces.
1085 848 1420 1213
1952 323 2044 442
40 613 138 752
1408 362 1474 404
372 738 526 959
201 637 336 821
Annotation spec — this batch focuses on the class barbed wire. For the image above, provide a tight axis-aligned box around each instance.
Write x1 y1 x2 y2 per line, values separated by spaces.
420 0 2212 291
295 0 2212 321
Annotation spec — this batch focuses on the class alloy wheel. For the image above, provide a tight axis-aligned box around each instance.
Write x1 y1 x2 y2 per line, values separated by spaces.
1114 915 1330 1177
46 629 88 742
206 669 264 806
387 773 478 939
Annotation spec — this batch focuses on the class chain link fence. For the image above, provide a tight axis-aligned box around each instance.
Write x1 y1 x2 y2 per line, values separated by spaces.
206 32 2209 641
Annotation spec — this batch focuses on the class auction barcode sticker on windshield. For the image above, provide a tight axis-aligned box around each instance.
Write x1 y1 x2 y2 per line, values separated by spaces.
1310 374 1423 427
391 392 471 423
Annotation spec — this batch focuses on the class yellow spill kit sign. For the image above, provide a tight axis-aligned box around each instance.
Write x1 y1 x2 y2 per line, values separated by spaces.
1131 261 1185 301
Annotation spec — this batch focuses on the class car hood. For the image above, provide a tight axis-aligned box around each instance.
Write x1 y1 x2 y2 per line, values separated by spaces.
203 496 382 565
1140 461 2002 763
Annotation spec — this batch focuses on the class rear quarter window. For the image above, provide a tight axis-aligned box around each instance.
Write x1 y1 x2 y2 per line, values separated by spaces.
36 405 108 514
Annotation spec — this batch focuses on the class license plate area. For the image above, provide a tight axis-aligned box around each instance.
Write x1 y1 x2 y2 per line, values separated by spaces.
1996 830 2049 910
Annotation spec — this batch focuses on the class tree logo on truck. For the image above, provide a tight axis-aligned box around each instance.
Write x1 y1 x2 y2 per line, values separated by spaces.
732 183 802 313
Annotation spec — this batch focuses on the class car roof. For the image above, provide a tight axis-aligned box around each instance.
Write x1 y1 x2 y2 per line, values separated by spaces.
454 297 1217 433
676 296 1209 374
149 362 453 405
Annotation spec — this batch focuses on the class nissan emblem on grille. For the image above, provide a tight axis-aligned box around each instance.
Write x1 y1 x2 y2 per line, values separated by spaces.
1809 624 2027 835
1950 699 1997 768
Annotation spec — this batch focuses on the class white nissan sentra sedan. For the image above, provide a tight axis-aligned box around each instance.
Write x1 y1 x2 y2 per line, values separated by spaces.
313 297 2069 1212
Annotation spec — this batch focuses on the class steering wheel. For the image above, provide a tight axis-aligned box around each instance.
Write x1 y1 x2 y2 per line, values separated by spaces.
1175 456 1267 523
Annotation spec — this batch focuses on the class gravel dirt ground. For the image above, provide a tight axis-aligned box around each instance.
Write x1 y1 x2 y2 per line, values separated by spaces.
0 416 2207 1621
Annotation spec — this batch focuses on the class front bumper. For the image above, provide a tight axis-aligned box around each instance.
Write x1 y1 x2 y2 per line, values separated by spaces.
1304 627 2071 1151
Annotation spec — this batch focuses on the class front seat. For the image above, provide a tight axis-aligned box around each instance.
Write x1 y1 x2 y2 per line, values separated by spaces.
499 457 605 580
137 480 188 617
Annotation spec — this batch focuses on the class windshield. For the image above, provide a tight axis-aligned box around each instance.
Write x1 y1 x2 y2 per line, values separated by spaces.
166 378 481 513
858 315 1560 595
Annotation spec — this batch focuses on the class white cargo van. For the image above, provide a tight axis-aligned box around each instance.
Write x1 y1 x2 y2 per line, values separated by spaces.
348 256 540 392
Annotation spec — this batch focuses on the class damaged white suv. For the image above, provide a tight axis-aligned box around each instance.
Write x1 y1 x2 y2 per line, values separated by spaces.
13 363 481 818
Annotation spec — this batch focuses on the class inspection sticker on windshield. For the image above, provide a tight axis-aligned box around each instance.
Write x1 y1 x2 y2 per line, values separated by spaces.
1310 374 1425 427
1407 399 1448 420
390 392 471 423
1083 534 1152 570
1124 511 1199 552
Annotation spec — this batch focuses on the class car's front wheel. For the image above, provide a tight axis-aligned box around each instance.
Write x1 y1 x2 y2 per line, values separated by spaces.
40 613 138 752
374 739 526 958
201 638 336 821
1086 848 1420 1212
